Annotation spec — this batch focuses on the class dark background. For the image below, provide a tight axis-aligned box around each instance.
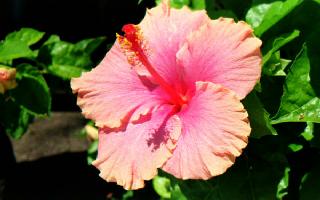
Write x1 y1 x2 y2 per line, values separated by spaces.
0 0 158 199
0 0 155 42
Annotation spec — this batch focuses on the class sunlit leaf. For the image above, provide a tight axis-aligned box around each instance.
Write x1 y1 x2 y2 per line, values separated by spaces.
272 45 320 124
246 0 303 36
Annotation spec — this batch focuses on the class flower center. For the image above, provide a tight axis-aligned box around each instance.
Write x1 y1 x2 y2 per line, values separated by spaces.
117 24 187 107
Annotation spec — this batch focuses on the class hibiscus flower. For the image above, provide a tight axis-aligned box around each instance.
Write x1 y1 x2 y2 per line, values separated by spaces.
71 1 262 190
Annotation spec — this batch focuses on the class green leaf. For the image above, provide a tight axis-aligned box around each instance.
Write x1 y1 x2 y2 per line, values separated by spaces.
191 0 205 10
38 36 104 79
263 30 300 66
48 64 87 79
153 176 172 199
74 37 106 54
276 167 290 199
170 0 190 8
288 143 303 152
122 191 134 200
10 64 51 115
5 28 45 46
205 0 238 19
243 91 277 138
272 45 320 124
299 159 320 200
0 95 32 139
153 175 187 200
0 28 44 62
263 51 291 76
245 0 303 36
301 122 314 141
87 140 98 165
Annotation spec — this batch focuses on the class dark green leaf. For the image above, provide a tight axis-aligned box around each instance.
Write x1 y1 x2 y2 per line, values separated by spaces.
0 95 32 139
263 51 291 76
299 159 320 200
272 45 320 124
243 91 277 138
245 0 303 36
10 64 51 115
263 30 300 66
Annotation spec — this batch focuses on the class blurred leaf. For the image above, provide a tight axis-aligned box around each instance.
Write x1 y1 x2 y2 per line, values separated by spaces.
153 176 171 199
191 0 205 10
48 64 87 79
246 0 303 36
122 191 134 200
153 175 187 200
288 143 303 152
74 37 105 54
272 45 320 124
263 30 300 66
0 95 32 139
87 140 98 164
0 28 44 62
276 167 290 199
299 159 320 200
243 91 277 138
301 122 314 141
38 36 105 79
10 64 51 115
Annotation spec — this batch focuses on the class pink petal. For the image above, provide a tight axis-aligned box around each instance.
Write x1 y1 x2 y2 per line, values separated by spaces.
71 42 166 128
93 105 182 190
139 3 209 88
177 18 262 99
162 81 250 179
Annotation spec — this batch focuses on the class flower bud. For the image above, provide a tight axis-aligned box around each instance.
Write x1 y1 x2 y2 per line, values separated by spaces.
0 67 17 94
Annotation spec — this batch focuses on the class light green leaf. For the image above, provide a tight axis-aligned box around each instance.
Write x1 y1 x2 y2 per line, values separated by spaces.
301 122 314 141
87 140 98 164
243 91 277 138
0 28 44 62
191 0 205 10
11 64 51 115
245 0 303 36
272 45 320 124
153 176 172 199
5 28 45 46
153 175 187 200
170 0 190 8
